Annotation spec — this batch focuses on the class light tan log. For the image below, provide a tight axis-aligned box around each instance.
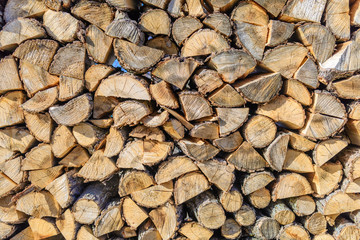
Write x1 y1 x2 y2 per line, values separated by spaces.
0 195 27 224
122 196 148 229
21 87 58 113
51 125 76 158
29 165 63 189
280 0 327 23
22 143 54 170
178 138 220 161
326 0 350 41
286 195 316 217
218 187 243 213
283 149 314 173
248 188 271 209
203 13 231 37
266 20 294 47
174 172 210 205
333 217 360 240
0 56 22 94
56 209 79 240
221 218 241 239
272 173 313 201
93 200 124 237
131 181 173 208
284 79 312 106
149 202 179 240
234 204 256 227
294 57 319 89
28 217 60 239
85 25 113 64
0 91 25 128
0 127 35 154
216 107 249 137
179 221 213 240
303 212 327 235
4 0 47 22
85 65 114 92
277 224 311 240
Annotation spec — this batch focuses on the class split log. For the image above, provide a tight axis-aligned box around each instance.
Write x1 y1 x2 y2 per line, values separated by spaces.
118 170 154 197
280 0 327 23
140 9 170 36
122 197 148 229
185 0 207 17
43 9 82 43
0 18 46 51
73 179 117 224
313 138 348 166
28 217 60 239
189 122 219 139
266 20 294 47
174 172 210 205
22 143 54 170
0 91 25 128
218 187 243 213
138 220 162 240
106 0 137 11
143 111 169 127
317 190 360 215
272 173 313 201
0 195 27 224
150 81 179 109
149 202 180 240
13 39 59 71
294 57 319 89
333 217 360 240
285 130 316 152
0 56 22 94
4 0 47 23
71 0 114 31
51 125 76 159
243 115 277 148
21 87 58 113
325 0 351 41
193 69 223 95
0 127 35 154
44 0 71 11
113 39 164 73
265 200 295 225
0 222 16 239
248 216 280 240
205 0 237 12
209 49 256 83
203 13 231 37
85 25 113 64
330 75 360 99
283 149 314 173
147 36 179 55
234 204 256 227
167 0 184 18
85 64 114 92
131 181 173 208
73 122 106 152
263 132 290 172
187 191 226 229
49 93 93 126
221 218 241 239
77 225 103 240
213 131 243 152
56 209 79 240
93 96 119 119
163 118 185 140
216 107 249 137
152 57 200 89
277 224 310 240
179 222 213 240
178 138 220 161
303 212 327 235
129 125 165 142
242 171 275 196
314 234 335 240
28 165 63 189
287 195 316 217
283 79 312 106
93 200 124 237
248 188 271 209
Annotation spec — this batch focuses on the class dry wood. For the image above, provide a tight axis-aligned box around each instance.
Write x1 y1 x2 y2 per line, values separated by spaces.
248 216 280 240
248 187 271 209
131 181 173 208
122 196 148 229
178 138 220 161
287 195 316 217
197 159 234 191
0 127 35 154
146 36 178 55
193 69 223 95
280 0 327 23
272 173 313 201
76 225 103 240
216 107 248 137
0 56 22 94
243 115 277 148
189 122 219 139
85 25 113 64
333 217 360 240
44 0 71 11
0 195 27 224
242 171 275 196
294 57 319 89
218 187 243 213
284 79 312 106
266 200 295 225
304 212 327 235
277 224 310 240
221 218 241 239
264 132 290 172
174 172 210 205
28 217 60 239
149 202 180 240
56 209 79 240
58 146 89 167
213 131 243 152
0 18 46 51
28 165 63 189
4 0 47 23
21 87 58 113
326 0 350 41
140 9 171 36
179 221 213 240
118 170 154 197
22 143 54 170
283 149 314 173
93 200 124 237
316 190 360 215
266 20 294 47
234 204 256 227
203 13 231 37
330 75 360 99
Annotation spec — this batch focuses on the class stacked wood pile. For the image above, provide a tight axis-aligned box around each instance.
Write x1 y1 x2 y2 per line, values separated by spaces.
2 0 360 239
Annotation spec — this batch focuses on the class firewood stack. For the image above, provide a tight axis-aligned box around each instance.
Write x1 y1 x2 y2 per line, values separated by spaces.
2 0 360 239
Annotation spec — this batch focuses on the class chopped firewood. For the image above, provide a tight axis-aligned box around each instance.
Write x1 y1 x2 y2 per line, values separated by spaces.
28 165 63 189
231 1 268 60
262 44 308 79
351 0 360 26
153 58 200 89
257 95 306 129
150 81 178 109
209 49 256 84
216 107 248 137
0 91 25 128
123 196 148 229
218 187 243 213
58 76 84 101
43 9 82 43
342 178 360 193
208 84 244 107
0 156 24 186
73 122 106 152
22 143 54 171
20 60 59 96
106 0 137 11
93 200 124 237
181 29 229 57
172 16 202 46
178 138 220 161
51 125 76 158
138 220 162 240
313 233 335 240
143 111 169 127
162 107 194 130
205 0 237 12
303 212 327 235
58 146 87 168
265 200 295 225
333 217 360 240
141 0 170 9
114 39 164 73
49 93 93 126
330 75 360 99
21 87 58 113
0 56 22 94
346 119 360 146
130 125 165 142
85 65 114 92
174 172 210 205
85 25 113 64
248 216 280 239
140 9 170 36
4 0 47 23
49 42 86 80
264 133 290 171
297 23 335 63
253 0 287 17
73 179 117 224
179 221 213 240
294 57 319 89
203 13 231 37
0 127 35 153
234 73 282 104
0 18 46 51
46 170 83 208
193 69 222 95
71 0 113 31
234 204 256 227
277 224 310 240
317 190 360 215
28 217 60 239
167 0 184 18
93 96 119 119
9 226 33 240
197 159 235 191
242 171 275 195
280 0 327 23
266 20 294 47
243 115 277 148
118 170 154 197
76 225 103 240
213 131 243 152
283 149 314 173
55 209 79 240
16 190 61 218
97 73 150 100
221 218 241 239
248 188 271 209
187 191 226 229
155 156 198 184
313 138 348 166
149 202 179 240
105 11 144 45
77 149 117 182
0 195 27 224
285 130 316 152
0 173 17 198
13 39 59 71
113 100 152 127
325 0 350 41
90 119 113 128
44 0 71 11
163 118 185 140
189 122 218 139
185 0 207 17
287 195 316 217
146 36 179 55
116 140 145 170
272 173 313 201
337 147 360 181
103 127 127 158
179 91 212 121
227 141 268 172
284 79 312 106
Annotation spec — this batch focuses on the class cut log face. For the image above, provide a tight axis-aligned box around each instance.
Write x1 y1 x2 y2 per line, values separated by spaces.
283 149 314 173
85 25 113 64
179 222 213 240
280 0 327 23
4 0 48 23
24 111 53 143
22 143 54 171
243 115 277 149
153 57 200 89
209 49 256 84
213 131 243 152
242 171 275 195
0 127 35 154
179 91 212 121
0 195 28 224
0 91 25 128
21 87 58 113
51 125 76 158
272 173 313 201
114 39 164 73
193 69 223 95
178 138 220 161
0 18 46 51
331 75 360 99
313 138 348 166
93 200 124 237
140 9 171 36
123 197 148 229
118 170 154 197
172 16 202 46
174 172 210 205
203 13 232 37
216 107 249 137
294 57 319 89
264 133 290 171
113 100 152 127
317 190 360 215
181 29 229 57
277 224 310 240
43 10 81 43
266 20 294 47
0 56 22 94
149 202 178 240
85 64 114 92
326 0 350 41
234 204 256 226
